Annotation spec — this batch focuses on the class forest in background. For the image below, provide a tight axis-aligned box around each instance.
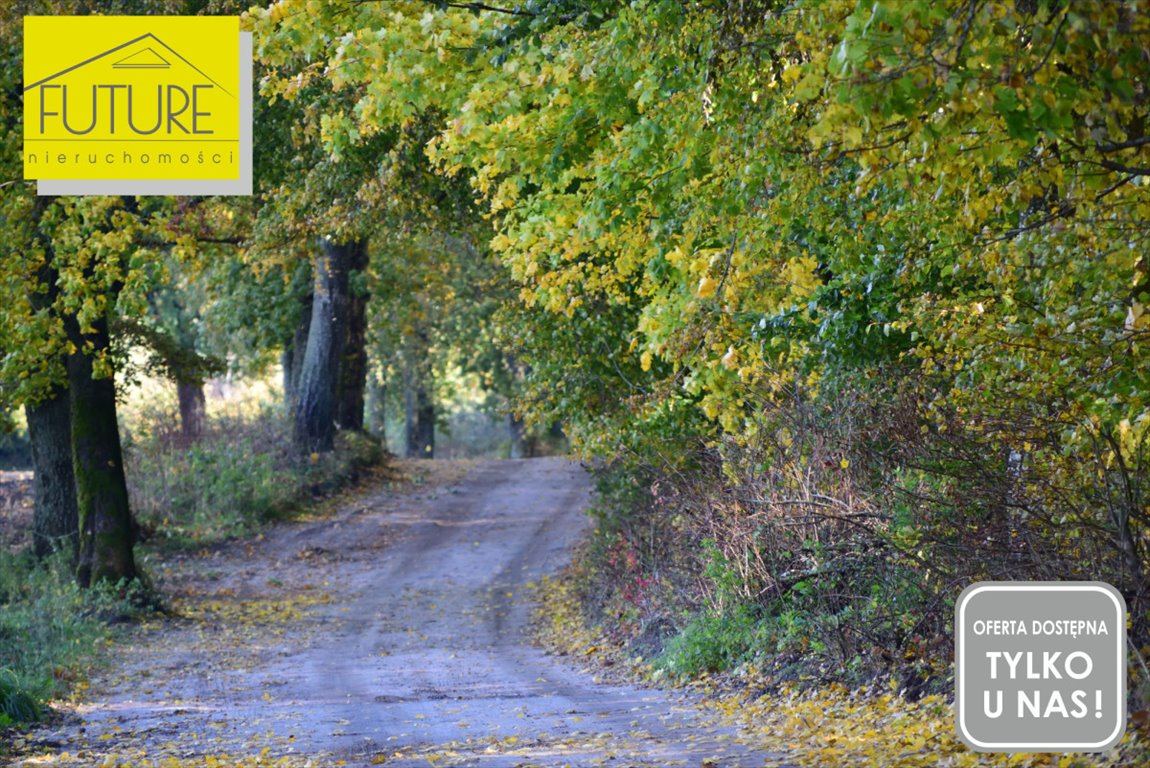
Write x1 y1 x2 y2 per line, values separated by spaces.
2 0 1150 755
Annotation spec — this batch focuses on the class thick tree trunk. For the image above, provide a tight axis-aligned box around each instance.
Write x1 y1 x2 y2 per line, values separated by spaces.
404 380 435 459
26 387 78 558
66 314 137 588
285 290 313 412
24 201 78 560
293 241 350 454
176 378 207 442
336 240 369 431
403 326 435 459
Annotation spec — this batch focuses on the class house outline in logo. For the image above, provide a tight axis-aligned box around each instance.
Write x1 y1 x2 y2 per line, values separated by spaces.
24 32 234 99
113 48 171 70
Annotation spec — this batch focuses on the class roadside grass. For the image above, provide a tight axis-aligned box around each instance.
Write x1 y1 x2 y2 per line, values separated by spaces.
126 411 385 550
0 551 105 728
0 549 179 737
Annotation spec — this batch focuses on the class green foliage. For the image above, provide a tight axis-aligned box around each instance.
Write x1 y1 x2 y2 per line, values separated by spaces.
127 408 384 549
252 0 1149 494
256 0 1146 667
0 669 39 724
0 551 110 723
139 442 285 544
658 606 764 678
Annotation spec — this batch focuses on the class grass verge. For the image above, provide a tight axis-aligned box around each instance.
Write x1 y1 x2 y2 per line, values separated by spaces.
0 552 131 728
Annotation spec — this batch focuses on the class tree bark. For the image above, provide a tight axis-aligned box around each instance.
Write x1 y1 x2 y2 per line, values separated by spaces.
403 330 435 459
336 240 369 431
26 387 78 559
285 289 313 412
176 378 207 442
66 314 137 588
293 241 350 454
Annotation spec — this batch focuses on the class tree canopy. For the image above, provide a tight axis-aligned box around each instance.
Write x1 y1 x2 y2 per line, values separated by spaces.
245 0 1150 626
3 0 1149 665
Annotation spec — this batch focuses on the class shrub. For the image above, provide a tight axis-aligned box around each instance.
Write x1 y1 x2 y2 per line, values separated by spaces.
127 409 385 548
571 366 1149 696
0 669 40 724
658 606 763 678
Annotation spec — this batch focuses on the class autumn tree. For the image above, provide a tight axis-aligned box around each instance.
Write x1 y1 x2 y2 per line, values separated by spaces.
249 0 1150 636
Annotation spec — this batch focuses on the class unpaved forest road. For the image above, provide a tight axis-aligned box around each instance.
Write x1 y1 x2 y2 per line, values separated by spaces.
18 459 775 767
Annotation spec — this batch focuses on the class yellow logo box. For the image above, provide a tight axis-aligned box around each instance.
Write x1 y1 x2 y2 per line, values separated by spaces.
24 16 241 182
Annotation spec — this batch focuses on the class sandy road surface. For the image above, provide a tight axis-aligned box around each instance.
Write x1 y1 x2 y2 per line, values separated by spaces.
16 459 774 767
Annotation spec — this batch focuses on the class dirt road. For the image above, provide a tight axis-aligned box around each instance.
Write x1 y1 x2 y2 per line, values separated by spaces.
18 459 772 766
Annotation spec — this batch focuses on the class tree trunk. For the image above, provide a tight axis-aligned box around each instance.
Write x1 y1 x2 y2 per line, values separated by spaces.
404 379 435 459
366 372 386 442
66 314 137 588
24 201 78 560
285 289 313 412
293 241 350 454
26 387 78 559
403 328 435 458
336 240 369 431
176 378 207 442
509 413 530 459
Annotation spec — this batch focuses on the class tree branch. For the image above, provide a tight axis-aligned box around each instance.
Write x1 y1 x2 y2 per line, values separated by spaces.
444 2 536 16
1096 158 1150 177
1094 136 1150 153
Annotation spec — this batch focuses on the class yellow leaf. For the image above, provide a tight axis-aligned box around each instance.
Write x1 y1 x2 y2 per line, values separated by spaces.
1127 301 1145 331
721 346 739 369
